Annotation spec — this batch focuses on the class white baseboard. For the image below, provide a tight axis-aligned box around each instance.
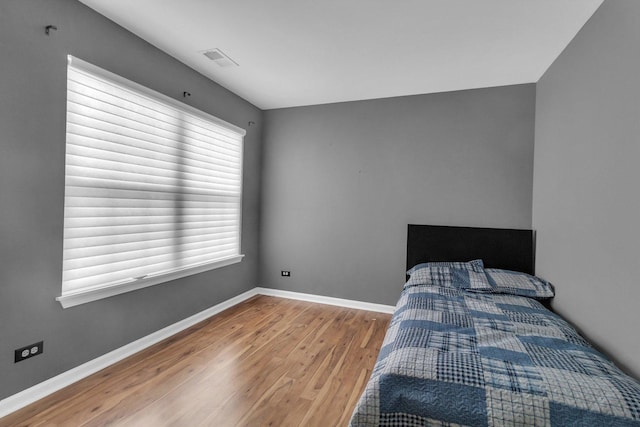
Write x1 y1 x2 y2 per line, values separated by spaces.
256 287 396 314
0 287 394 418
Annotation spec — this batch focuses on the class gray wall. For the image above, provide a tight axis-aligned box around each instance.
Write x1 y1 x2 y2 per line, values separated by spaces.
261 85 536 305
0 0 262 399
533 0 640 378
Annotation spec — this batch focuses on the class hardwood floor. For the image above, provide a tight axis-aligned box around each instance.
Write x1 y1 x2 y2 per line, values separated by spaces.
2 296 391 427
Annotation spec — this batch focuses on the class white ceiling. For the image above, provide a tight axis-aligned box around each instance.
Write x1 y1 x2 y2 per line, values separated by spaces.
79 0 603 110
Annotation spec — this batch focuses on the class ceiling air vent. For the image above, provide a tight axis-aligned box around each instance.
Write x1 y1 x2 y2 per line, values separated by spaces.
202 48 238 68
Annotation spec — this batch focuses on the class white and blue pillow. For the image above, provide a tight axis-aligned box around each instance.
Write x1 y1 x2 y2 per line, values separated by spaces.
405 260 492 291
483 268 555 299
407 259 484 276
406 260 555 299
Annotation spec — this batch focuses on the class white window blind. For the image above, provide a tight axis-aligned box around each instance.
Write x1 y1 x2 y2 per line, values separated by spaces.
58 56 245 308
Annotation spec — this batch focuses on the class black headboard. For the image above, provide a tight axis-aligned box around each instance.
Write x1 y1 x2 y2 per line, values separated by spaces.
407 224 535 275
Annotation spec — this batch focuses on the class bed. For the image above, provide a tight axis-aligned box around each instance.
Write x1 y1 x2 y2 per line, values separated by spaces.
349 225 640 426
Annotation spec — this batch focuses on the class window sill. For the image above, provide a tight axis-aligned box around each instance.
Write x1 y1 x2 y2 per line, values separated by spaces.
56 255 244 308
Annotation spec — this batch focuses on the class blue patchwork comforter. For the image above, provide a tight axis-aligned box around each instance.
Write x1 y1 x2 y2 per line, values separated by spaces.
350 284 640 426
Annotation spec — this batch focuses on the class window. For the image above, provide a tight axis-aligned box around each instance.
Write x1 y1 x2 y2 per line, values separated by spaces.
58 56 245 308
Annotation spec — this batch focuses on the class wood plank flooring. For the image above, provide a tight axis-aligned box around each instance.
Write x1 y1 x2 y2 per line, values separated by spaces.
1 295 391 427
